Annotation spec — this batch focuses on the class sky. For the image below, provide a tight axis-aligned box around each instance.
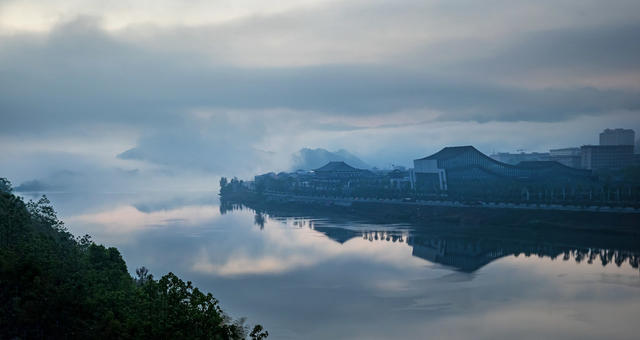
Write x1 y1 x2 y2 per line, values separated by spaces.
1 0 640 190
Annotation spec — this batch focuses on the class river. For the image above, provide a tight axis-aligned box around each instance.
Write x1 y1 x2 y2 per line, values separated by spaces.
21 190 640 340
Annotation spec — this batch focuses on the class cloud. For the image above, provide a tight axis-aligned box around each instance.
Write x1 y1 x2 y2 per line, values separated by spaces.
189 217 422 277
446 23 640 89
1 1 640 181
2 16 639 136
68 204 221 234
0 0 336 32
116 122 272 174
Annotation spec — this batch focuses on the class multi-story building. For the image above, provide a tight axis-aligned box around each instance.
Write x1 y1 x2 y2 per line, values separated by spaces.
548 129 636 170
549 147 582 168
599 128 635 146
580 145 634 170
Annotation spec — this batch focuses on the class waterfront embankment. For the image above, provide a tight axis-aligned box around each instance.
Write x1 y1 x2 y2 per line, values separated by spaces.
221 190 640 232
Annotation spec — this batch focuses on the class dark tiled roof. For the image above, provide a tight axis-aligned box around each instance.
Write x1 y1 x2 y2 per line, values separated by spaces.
417 146 589 173
516 161 559 168
516 160 589 173
314 161 360 172
416 146 478 161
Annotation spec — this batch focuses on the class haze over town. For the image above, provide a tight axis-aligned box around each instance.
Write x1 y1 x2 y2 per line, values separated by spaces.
2 0 640 191
3 2 640 340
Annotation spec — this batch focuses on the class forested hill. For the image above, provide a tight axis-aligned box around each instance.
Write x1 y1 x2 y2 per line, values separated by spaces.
0 178 267 340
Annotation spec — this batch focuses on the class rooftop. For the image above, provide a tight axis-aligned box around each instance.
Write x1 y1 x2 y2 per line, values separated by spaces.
416 146 478 161
313 161 360 172
515 161 587 172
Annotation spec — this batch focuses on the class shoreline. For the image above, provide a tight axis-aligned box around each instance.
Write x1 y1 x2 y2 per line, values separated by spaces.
221 190 640 233
224 190 640 213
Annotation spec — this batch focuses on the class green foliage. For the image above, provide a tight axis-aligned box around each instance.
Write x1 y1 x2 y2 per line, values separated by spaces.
249 325 269 340
26 195 68 233
0 178 12 193
220 177 229 191
0 179 267 339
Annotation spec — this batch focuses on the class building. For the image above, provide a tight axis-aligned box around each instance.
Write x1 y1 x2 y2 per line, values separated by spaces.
599 128 635 146
307 161 378 191
580 145 634 170
490 151 550 165
413 146 591 191
313 161 369 178
388 169 412 190
549 147 582 168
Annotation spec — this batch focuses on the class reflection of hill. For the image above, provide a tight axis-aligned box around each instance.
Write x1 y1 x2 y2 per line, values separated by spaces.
226 199 640 273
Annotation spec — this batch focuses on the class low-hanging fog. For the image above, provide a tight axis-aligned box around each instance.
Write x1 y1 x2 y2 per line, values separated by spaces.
1 0 640 192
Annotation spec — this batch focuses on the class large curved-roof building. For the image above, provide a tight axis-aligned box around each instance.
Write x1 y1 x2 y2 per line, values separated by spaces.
413 146 591 191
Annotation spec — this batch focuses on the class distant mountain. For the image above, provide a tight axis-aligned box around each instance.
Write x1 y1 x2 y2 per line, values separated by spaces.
291 148 370 170
14 180 55 192
117 147 146 160
14 170 79 192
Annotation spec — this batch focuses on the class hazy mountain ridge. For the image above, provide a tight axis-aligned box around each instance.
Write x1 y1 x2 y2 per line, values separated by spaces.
291 148 370 170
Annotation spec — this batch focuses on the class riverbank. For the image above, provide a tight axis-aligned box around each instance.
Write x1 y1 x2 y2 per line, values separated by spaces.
221 190 640 233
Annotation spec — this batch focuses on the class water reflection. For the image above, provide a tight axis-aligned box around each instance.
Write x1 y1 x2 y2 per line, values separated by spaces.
230 200 640 274
37 192 640 339
254 212 266 230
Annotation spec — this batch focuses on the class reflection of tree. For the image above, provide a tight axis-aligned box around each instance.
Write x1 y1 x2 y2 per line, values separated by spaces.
219 199 244 215
361 231 406 244
316 227 640 273
409 235 640 272
291 219 308 228
231 200 640 273
254 212 266 230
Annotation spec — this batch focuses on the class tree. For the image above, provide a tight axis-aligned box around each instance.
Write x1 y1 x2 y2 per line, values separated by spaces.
250 325 269 340
26 195 67 233
136 266 151 285
0 178 11 193
0 188 267 339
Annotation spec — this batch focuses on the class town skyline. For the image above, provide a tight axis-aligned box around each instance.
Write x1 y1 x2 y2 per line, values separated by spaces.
2 0 640 191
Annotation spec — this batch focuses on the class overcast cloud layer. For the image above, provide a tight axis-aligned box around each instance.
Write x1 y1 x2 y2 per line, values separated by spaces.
1 0 639 189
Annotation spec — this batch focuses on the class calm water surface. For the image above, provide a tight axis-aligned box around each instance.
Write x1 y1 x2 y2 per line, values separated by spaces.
24 191 640 340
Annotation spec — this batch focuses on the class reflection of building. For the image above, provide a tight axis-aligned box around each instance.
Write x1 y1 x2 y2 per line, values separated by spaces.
310 225 640 273
490 152 550 165
580 145 634 170
549 147 582 168
413 146 591 191
409 238 505 272
239 202 640 274
313 226 362 244
600 128 635 146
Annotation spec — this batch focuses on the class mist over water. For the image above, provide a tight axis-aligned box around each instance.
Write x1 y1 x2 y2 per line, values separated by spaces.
3 1 640 338
24 191 639 340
